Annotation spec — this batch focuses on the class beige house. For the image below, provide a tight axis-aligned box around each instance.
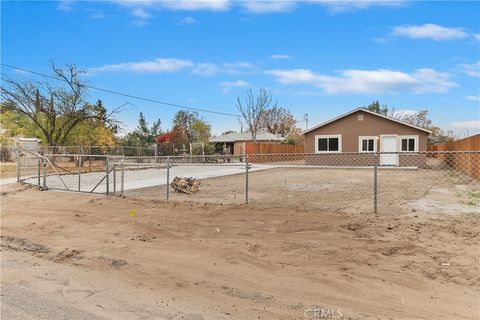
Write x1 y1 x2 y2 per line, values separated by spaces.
303 108 431 166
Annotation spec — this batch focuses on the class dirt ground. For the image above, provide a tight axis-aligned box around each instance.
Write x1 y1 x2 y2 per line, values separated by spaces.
126 167 480 215
1 183 479 319
0 162 16 178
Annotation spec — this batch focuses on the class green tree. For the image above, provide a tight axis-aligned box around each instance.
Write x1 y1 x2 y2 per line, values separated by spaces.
1 63 121 146
172 110 210 142
120 112 161 147
0 103 41 140
282 127 304 145
66 106 117 147
363 101 389 116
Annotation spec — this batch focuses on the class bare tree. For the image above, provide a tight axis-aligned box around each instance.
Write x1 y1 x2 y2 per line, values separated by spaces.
236 88 277 142
262 106 296 137
1 62 121 146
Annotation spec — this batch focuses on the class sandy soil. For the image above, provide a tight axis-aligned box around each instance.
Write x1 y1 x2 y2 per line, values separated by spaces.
1 183 479 319
125 167 480 215
0 162 16 178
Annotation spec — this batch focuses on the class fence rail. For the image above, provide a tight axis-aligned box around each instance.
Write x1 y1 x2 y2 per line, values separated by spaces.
17 151 480 214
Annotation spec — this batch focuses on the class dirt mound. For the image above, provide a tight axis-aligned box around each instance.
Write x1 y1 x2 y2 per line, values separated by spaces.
1 235 50 254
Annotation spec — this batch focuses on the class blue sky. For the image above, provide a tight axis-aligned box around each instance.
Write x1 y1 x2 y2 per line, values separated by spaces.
2 0 479 136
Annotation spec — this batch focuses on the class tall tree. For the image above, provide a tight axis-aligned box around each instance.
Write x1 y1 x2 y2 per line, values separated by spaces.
1 62 121 146
364 101 456 144
0 103 40 139
399 110 456 144
236 88 277 142
172 110 210 142
190 120 211 142
282 127 304 145
262 106 296 137
363 101 390 116
121 112 161 147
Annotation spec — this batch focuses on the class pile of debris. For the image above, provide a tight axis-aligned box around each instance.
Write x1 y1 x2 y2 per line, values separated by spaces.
170 176 201 194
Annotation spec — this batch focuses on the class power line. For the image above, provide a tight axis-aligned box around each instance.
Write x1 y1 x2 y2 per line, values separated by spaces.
0 63 241 117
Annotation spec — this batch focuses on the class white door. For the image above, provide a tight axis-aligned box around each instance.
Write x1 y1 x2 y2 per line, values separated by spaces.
380 136 398 166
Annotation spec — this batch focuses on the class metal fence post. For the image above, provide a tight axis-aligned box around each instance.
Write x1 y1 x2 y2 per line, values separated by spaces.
374 164 378 214
245 156 249 204
78 155 81 192
121 160 125 196
106 156 110 196
166 157 170 200
37 158 41 187
113 163 116 194
42 159 47 190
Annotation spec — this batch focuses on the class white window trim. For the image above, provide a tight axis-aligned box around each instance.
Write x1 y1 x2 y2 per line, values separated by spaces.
398 135 419 152
315 134 342 153
358 136 377 153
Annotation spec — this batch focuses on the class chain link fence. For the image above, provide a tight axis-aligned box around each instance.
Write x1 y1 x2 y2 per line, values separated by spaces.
17 151 479 214
39 145 156 156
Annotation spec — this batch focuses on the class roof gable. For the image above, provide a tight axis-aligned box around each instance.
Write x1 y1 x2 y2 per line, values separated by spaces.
303 108 432 135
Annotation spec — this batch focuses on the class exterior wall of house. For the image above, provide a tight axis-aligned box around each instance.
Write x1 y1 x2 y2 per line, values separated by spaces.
304 110 429 167
304 153 428 167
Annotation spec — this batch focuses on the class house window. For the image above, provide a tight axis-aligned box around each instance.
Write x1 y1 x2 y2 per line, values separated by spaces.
399 136 418 152
315 135 342 153
359 136 376 152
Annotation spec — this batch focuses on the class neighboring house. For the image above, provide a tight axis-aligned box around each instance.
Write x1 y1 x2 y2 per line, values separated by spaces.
303 108 431 166
210 132 284 155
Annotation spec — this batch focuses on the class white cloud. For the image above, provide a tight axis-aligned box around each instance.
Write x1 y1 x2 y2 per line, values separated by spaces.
192 61 258 76
131 7 151 19
308 0 406 12
473 33 480 41
239 1 297 13
57 0 75 12
447 120 480 136
457 61 480 77
266 68 456 94
108 0 406 17
465 95 480 102
269 54 293 60
178 16 198 25
88 58 194 74
191 63 221 76
86 9 107 19
161 0 230 11
88 58 258 76
219 80 250 93
108 0 228 24
391 24 468 41
112 0 230 12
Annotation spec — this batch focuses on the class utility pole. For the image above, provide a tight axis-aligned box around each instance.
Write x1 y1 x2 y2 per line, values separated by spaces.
304 113 309 130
